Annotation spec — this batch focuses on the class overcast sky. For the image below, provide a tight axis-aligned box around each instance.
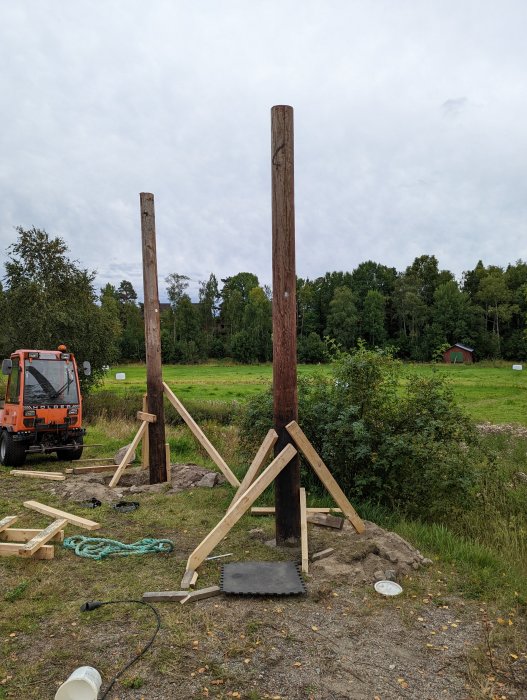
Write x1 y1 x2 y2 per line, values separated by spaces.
1 1 526 301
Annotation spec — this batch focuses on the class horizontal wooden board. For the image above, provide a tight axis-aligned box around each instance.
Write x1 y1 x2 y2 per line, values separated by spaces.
23 500 101 531
1 528 64 543
0 542 54 559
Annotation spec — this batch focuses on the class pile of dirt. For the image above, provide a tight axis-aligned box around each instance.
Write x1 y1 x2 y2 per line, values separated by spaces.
48 463 225 504
309 519 432 585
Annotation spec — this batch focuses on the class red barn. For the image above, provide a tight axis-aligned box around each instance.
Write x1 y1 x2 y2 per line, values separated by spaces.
443 343 474 364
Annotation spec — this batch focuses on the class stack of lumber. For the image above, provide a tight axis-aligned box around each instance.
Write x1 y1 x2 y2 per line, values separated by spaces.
0 502 100 560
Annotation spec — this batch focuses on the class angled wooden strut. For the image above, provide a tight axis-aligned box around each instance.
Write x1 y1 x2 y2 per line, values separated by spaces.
108 420 148 488
285 421 365 534
163 381 240 488
180 443 297 588
228 429 278 512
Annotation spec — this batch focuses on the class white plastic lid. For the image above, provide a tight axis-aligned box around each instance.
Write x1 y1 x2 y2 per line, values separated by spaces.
374 580 403 596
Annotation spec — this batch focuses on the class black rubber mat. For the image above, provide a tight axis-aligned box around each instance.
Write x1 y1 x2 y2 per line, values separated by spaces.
220 561 306 596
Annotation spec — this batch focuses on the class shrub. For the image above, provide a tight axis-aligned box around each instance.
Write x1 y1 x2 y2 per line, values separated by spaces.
237 344 477 521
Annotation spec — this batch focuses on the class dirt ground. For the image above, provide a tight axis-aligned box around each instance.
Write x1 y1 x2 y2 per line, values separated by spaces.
2 465 526 699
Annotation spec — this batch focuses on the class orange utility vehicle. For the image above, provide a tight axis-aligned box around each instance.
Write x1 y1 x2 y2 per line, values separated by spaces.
0 346 90 467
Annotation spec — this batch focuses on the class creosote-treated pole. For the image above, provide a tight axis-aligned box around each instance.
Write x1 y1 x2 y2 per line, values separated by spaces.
271 105 300 544
140 192 167 484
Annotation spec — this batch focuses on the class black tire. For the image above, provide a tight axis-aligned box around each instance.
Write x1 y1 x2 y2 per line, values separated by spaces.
0 431 27 467
59 435 84 461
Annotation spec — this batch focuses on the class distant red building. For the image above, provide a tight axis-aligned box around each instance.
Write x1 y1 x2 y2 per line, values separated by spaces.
443 343 474 364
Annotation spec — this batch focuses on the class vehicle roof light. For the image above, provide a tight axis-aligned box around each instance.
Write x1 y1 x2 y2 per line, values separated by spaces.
60 353 71 360
28 352 40 359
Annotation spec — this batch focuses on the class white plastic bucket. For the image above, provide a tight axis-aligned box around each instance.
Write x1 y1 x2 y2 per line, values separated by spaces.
55 666 102 700
115 372 126 380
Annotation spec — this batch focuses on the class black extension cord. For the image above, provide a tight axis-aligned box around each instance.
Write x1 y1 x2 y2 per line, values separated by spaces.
80 598 161 699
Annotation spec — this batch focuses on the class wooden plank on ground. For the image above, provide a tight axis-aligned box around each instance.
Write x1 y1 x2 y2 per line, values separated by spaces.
70 465 119 474
23 500 101 531
142 590 190 602
228 429 278 512
300 487 308 574
108 421 148 488
137 410 157 423
250 507 343 515
163 382 240 488
307 513 344 530
10 470 66 481
311 547 335 562
181 443 297 587
286 421 365 534
2 528 64 543
18 519 67 557
0 542 54 559
180 586 221 604
0 516 18 533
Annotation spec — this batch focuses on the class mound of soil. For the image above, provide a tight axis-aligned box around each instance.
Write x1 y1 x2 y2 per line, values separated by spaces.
309 519 432 584
49 463 225 503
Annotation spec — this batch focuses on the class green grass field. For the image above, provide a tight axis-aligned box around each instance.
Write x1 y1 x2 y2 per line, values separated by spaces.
101 360 527 425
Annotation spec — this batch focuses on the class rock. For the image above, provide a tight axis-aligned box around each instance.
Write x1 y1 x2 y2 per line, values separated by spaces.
114 444 136 465
196 473 218 488
421 557 433 566
384 569 397 581
412 562 420 570
248 528 265 540
373 570 385 581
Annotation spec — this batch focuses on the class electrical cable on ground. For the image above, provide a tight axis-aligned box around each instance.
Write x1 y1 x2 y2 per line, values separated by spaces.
80 598 161 699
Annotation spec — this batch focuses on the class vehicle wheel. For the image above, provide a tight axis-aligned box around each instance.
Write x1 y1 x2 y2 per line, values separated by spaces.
59 435 84 461
0 431 27 467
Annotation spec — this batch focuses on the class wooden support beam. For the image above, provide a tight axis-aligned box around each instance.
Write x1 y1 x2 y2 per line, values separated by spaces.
300 487 308 574
10 470 65 481
0 542 54 559
306 513 344 530
141 394 149 470
70 465 119 474
137 410 156 423
140 192 168 485
311 547 335 562
181 443 297 587
285 421 365 534
272 104 300 545
163 382 240 488
228 429 278 512
181 569 197 589
0 516 18 533
18 519 67 557
142 590 189 602
179 586 221 604
2 528 64 543
165 443 171 481
108 421 148 488
250 507 343 515
23 500 101 531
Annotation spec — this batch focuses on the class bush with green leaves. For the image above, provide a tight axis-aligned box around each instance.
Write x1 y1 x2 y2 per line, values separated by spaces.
237 344 477 520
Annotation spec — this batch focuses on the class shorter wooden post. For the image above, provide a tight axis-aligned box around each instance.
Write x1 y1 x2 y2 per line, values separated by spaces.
165 442 171 481
142 394 149 470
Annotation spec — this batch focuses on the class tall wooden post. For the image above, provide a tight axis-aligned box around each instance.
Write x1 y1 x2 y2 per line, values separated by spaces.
140 192 167 484
271 105 300 544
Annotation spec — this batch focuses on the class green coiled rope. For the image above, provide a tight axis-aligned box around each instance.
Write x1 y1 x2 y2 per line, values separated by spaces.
63 535 174 560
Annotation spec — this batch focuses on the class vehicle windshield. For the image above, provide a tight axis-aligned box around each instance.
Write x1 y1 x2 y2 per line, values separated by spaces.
23 359 79 405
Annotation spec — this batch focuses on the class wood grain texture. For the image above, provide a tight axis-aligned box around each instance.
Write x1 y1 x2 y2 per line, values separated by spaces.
23 500 101 531
285 421 365 534
182 444 297 586
140 192 168 484
108 421 147 488
271 105 300 544
18 519 67 557
0 542 54 559
300 487 308 573
228 429 277 511
163 382 239 487
2 528 64 543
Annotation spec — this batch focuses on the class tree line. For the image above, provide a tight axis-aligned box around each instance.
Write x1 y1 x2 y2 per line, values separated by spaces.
2 228 527 378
